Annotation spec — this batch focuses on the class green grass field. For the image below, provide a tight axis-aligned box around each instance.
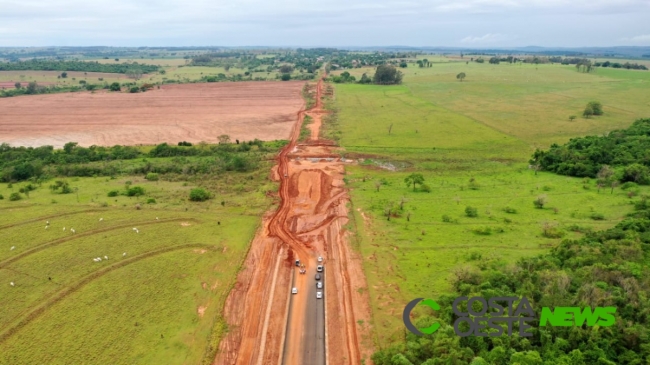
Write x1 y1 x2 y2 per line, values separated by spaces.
330 61 650 346
0 162 277 364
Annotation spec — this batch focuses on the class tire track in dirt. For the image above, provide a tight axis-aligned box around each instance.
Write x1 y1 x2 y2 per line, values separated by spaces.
0 218 198 269
0 243 214 344
0 209 101 231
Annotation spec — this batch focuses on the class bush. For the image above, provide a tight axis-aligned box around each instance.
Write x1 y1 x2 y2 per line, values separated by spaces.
533 195 547 209
420 183 431 193
9 192 21 201
590 212 605 220
473 226 492 235
621 181 638 190
107 190 119 197
0 194 3 199
503 206 517 214
189 188 210 202
280 73 291 81
145 173 159 181
442 214 453 223
126 186 145 197
465 206 478 217
146 198 156 204
129 86 140 93
109 82 121 92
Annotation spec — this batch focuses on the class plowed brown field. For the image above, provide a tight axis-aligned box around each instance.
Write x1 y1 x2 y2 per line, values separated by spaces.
0 81 305 148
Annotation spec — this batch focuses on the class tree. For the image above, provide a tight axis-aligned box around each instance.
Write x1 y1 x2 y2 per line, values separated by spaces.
61 72 67 78
109 82 121 91
489 57 500 64
25 81 38 94
404 173 425 191
399 61 407 68
217 134 231 144
279 65 293 73
358 73 372 84
126 67 143 80
281 73 291 81
583 105 594 118
456 72 466 82
587 101 603 115
373 64 403 85
569 115 577 121
63 142 78 154
596 165 614 185
14 82 21 89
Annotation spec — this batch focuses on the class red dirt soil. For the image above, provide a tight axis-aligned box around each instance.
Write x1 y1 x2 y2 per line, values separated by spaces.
0 81 305 148
215 77 373 365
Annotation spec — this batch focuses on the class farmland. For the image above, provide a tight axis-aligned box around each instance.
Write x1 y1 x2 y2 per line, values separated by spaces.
0 145 280 364
328 60 650 346
0 81 305 148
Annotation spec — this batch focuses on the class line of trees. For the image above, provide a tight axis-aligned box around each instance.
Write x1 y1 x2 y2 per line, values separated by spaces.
0 59 160 74
0 138 278 182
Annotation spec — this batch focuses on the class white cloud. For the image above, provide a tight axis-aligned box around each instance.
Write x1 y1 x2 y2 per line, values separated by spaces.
626 34 650 42
460 33 513 44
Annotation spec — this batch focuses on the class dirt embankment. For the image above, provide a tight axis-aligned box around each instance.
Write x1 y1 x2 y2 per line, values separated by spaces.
215 77 373 365
0 81 305 148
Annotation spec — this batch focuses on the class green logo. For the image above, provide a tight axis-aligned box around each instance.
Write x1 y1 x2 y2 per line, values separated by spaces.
403 298 441 335
540 306 616 327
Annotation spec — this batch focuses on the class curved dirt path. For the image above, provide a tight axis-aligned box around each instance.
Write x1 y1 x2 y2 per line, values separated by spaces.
215 77 372 365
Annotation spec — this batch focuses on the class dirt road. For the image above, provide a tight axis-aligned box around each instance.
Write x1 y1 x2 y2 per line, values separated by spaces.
215 77 373 365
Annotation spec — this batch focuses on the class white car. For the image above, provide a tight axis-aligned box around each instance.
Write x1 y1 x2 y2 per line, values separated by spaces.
292 287 298 294
317 256 323 262
317 265 323 272
316 282 323 289
316 291 322 299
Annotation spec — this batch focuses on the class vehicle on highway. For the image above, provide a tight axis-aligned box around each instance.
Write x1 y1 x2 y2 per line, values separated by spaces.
317 256 323 262
316 282 323 289
315 274 321 281
292 287 298 294
317 265 323 272
316 291 322 299
295 259 300 266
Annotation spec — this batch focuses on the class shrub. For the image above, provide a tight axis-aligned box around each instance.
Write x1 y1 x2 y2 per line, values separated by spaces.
281 73 291 81
145 173 159 181
420 183 431 193
146 198 156 204
107 190 119 197
109 82 121 92
465 206 478 217
473 226 492 235
503 206 517 214
442 214 453 223
129 86 140 93
126 186 145 197
533 195 547 209
590 212 605 220
9 192 22 201
0 194 3 199
189 188 210 202
621 181 638 190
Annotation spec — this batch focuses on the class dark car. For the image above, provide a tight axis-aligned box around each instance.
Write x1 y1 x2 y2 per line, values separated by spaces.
315 273 321 281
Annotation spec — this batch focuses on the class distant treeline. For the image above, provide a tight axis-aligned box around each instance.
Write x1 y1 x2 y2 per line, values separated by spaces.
532 118 650 184
0 59 160 74
0 140 284 182
0 82 84 97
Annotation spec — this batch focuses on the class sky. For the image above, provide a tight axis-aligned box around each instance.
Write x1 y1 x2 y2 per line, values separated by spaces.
1 0 649 47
